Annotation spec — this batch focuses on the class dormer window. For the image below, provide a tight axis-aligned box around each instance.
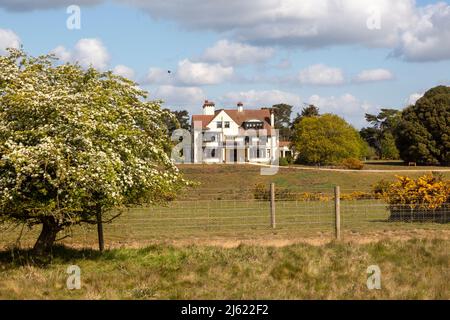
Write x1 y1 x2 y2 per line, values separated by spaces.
243 121 264 130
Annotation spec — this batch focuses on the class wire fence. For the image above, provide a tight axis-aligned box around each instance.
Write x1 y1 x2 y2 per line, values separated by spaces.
1 186 449 249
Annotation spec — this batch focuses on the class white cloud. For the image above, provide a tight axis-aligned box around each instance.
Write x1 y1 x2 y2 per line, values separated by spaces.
177 59 233 85
153 85 206 111
202 39 274 66
354 69 394 83
113 64 135 79
4 0 450 62
73 38 110 70
146 59 233 86
406 92 424 106
146 67 173 85
50 45 72 62
393 3 450 62
0 28 21 54
298 64 345 86
122 0 450 62
308 93 378 128
221 89 301 108
51 38 110 70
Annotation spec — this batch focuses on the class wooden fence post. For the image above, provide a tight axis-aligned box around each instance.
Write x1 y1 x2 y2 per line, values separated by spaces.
96 205 105 252
334 186 341 240
270 183 276 229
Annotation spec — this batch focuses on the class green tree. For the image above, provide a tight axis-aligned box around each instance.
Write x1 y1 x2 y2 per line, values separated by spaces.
395 86 450 165
272 103 293 140
292 114 367 165
380 132 400 160
163 109 191 134
360 109 401 159
0 49 187 256
291 104 320 129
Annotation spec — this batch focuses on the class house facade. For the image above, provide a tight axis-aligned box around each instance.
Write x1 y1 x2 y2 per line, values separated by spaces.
191 100 288 164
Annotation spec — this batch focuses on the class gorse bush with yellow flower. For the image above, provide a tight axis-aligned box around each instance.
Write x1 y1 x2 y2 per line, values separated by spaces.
380 174 450 222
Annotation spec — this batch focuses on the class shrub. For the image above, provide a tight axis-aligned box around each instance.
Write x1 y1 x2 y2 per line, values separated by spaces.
279 157 290 167
253 184 373 202
381 175 450 222
341 158 364 170
372 179 392 197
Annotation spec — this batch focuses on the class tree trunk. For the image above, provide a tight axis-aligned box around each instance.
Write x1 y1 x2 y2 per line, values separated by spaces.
33 217 61 256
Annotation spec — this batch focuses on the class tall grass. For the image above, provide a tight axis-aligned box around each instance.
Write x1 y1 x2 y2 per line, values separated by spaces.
0 239 448 300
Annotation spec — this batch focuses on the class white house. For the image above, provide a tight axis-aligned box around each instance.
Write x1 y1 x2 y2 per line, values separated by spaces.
191 100 290 164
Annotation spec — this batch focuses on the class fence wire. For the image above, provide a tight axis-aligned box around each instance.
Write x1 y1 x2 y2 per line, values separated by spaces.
1 187 449 249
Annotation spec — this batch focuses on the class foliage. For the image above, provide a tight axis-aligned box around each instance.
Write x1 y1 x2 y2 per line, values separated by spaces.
360 109 401 160
340 158 364 170
292 114 367 165
163 109 191 134
395 86 450 165
279 157 290 167
371 179 392 197
382 175 449 210
0 49 188 254
253 183 377 202
380 132 400 160
272 103 293 140
291 104 320 130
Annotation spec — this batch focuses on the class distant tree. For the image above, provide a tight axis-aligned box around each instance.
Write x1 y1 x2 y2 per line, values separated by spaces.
291 104 320 129
301 104 320 118
292 114 367 165
380 132 400 160
360 109 401 159
272 104 293 140
0 49 187 256
395 86 450 165
164 109 191 134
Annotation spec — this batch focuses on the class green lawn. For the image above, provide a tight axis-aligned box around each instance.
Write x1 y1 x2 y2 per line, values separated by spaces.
1 164 448 300
1 164 449 250
178 164 450 192
0 239 448 299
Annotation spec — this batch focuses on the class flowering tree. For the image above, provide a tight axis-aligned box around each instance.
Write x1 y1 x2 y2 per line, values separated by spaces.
0 49 187 255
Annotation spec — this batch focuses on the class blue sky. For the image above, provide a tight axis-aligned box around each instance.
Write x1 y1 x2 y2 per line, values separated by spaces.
0 0 449 128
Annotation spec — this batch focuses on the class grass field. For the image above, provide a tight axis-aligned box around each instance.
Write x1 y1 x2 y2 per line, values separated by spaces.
178 164 450 192
0 164 448 300
0 239 448 299
1 164 449 249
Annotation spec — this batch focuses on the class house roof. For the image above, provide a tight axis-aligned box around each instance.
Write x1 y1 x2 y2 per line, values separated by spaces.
192 115 215 129
192 109 273 130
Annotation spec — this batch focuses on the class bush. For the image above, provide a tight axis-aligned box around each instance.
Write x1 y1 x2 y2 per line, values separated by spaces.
341 158 364 170
279 157 290 167
253 184 374 202
381 175 450 222
372 179 391 197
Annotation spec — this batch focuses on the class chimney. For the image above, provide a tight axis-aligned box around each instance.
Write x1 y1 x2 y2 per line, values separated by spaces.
203 100 215 115
270 109 275 127
237 102 244 112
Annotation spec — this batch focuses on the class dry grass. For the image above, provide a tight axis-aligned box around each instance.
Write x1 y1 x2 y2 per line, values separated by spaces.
0 239 448 300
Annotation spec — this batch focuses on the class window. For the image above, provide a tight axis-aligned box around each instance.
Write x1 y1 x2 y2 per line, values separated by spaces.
224 121 230 128
244 121 263 130
217 122 222 129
